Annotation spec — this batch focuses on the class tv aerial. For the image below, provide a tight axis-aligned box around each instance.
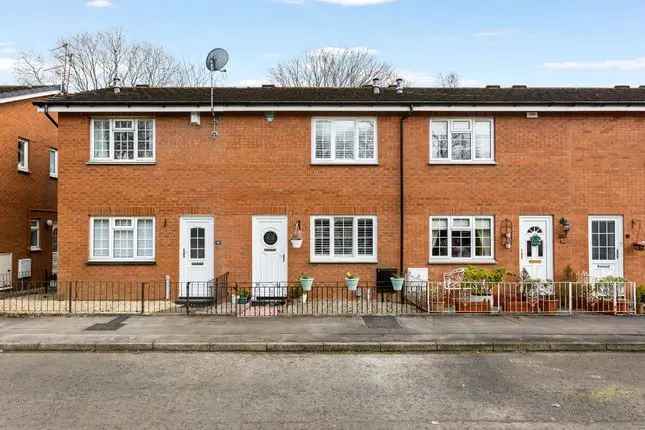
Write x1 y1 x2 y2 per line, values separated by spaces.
205 48 229 138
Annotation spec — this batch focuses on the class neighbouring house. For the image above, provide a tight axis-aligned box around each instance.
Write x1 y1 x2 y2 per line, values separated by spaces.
34 84 645 299
1 85 59 287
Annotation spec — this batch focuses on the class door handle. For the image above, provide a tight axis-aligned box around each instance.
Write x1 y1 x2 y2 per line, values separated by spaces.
282 254 285 262
183 248 186 258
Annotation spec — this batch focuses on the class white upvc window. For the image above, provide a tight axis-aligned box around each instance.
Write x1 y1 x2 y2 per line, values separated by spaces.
30 220 40 251
90 118 155 163
429 216 495 263
311 117 377 164
310 215 377 263
49 149 58 178
430 118 494 164
89 217 155 262
17 139 29 172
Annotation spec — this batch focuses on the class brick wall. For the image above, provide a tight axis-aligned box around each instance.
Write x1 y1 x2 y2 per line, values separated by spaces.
57 111 645 286
0 99 58 282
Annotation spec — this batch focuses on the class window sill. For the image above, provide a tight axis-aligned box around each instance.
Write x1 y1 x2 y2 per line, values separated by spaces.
49 175 58 180
311 160 379 166
429 160 496 165
86 160 157 165
428 258 497 265
30 247 42 252
309 258 378 264
18 168 31 175
86 260 156 266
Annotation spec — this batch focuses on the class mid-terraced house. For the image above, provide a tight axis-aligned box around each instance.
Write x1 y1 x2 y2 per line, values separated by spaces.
1 85 59 287
34 84 645 299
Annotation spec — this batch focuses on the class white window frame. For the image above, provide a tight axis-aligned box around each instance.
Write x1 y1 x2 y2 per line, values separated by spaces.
30 220 40 251
310 215 378 263
89 118 156 163
89 217 156 262
49 148 58 178
429 118 495 164
429 215 495 264
17 139 29 172
311 117 378 165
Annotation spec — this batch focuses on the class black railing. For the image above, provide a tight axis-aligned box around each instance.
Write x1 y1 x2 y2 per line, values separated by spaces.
0 277 637 316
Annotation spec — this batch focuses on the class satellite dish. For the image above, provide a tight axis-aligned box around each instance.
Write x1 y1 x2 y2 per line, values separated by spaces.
206 48 229 72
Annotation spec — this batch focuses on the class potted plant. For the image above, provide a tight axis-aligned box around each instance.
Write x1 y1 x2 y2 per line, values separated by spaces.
237 288 251 305
390 273 405 291
299 273 314 292
344 272 359 291
290 221 303 249
456 266 503 312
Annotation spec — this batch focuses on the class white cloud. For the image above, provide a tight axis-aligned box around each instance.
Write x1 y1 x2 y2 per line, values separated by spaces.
0 42 15 55
86 0 113 8
0 57 15 72
276 0 397 5
316 0 397 4
544 57 645 71
474 29 512 38
311 46 379 55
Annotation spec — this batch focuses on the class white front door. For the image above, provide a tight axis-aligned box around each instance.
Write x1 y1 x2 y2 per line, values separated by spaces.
588 216 624 281
179 216 214 298
0 253 11 288
252 216 288 298
519 216 553 280
51 224 58 275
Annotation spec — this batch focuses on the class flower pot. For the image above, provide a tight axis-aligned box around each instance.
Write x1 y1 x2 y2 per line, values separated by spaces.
290 238 303 249
536 298 559 313
456 299 491 313
390 277 404 291
299 277 314 292
345 277 359 291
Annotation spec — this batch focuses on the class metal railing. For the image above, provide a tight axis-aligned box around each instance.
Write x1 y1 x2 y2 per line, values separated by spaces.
0 276 637 316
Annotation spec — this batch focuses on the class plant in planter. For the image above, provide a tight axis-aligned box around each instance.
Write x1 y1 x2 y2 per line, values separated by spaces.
457 266 505 312
390 273 405 291
290 221 303 248
299 273 314 292
344 272 360 291
237 288 251 305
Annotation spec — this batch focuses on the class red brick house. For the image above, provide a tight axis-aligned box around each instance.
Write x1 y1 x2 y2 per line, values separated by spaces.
1 85 59 286
34 85 645 299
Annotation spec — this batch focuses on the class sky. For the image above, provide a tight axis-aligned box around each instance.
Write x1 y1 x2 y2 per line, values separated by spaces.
1 0 645 87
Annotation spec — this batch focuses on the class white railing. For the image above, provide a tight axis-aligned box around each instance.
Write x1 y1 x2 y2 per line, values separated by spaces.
405 281 637 314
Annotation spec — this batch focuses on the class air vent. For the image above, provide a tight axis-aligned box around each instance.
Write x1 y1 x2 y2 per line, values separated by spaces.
614 85 630 89
526 112 539 119
512 85 527 89
486 85 501 89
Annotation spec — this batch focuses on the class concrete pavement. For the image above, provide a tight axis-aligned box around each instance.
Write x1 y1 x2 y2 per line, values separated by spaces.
0 314 644 352
1 352 644 429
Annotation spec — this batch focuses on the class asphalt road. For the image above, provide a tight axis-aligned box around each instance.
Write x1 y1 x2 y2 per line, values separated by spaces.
0 353 643 429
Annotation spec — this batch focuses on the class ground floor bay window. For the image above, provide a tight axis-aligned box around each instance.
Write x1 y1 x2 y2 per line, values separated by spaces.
310 216 377 263
429 216 494 264
89 217 155 262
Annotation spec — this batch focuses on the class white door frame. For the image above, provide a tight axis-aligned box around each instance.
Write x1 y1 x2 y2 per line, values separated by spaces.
519 215 554 280
179 216 215 292
252 215 288 296
588 215 624 280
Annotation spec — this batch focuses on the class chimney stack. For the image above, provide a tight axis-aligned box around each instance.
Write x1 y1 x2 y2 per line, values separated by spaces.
372 78 380 95
396 78 404 94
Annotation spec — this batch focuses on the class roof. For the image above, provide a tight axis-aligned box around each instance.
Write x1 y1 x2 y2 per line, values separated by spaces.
0 85 60 104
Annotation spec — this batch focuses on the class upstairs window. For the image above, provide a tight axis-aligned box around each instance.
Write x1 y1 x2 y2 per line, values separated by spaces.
90 118 155 162
312 118 377 164
89 217 155 262
430 118 494 163
49 149 58 178
310 216 377 263
430 216 494 263
17 139 29 172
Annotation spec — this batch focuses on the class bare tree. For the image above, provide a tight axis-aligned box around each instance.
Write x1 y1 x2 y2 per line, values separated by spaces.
269 48 397 87
437 72 460 88
13 29 208 91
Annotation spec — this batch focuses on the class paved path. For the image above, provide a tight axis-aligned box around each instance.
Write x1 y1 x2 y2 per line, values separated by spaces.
0 314 644 352
1 352 644 429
